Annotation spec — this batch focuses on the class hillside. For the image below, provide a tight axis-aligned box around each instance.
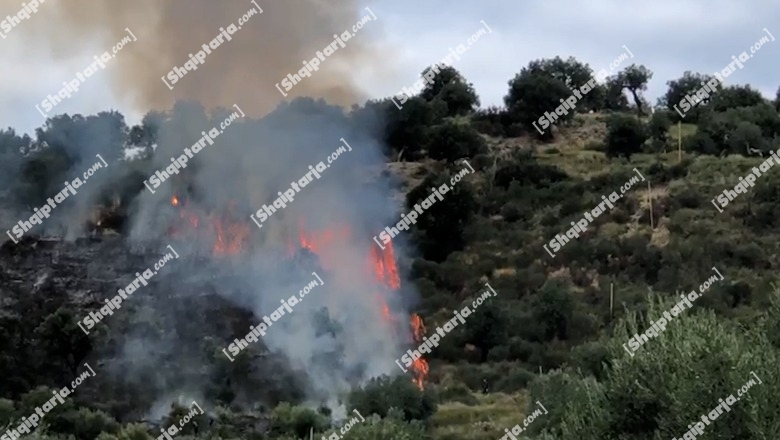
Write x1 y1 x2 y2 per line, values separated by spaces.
2 59 780 440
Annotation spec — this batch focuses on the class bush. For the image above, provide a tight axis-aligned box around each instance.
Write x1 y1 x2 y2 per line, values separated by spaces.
527 294 780 440
604 114 648 159
268 403 330 439
322 411 426 440
438 383 479 405
426 122 487 162
50 408 119 440
494 367 536 393
348 376 437 422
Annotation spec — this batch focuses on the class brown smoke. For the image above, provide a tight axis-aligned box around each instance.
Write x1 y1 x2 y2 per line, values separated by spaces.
8 0 395 115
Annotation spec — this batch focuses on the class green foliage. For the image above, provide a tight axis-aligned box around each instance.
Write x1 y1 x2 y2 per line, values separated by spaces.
268 403 329 439
323 412 427 440
615 64 653 115
505 60 576 139
710 84 767 112
460 298 508 362
425 122 487 162
604 114 648 158
406 172 477 262
50 407 119 440
648 110 672 151
662 71 716 121
531 280 575 341
383 97 446 159
0 399 15 427
529 294 780 439
348 375 437 422
419 65 480 117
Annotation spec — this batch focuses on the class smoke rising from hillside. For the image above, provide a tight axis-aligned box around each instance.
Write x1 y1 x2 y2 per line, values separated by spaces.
4 0 395 115
0 0 414 417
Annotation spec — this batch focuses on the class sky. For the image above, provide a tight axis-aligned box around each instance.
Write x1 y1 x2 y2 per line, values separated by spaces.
1 0 779 137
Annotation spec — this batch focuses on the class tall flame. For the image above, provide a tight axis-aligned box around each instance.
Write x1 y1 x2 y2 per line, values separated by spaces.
367 239 428 390
291 225 429 389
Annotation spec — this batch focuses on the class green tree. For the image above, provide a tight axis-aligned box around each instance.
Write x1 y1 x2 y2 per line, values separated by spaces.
661 71 717 121
604 114 648 158
616 64 653 116
461 298 508 361
604 77 630 111
527 294 780 440
505 62 573 139
419 65 480 117
33 308 93 380
711 85 766 113
425 122 487 162
648 110 672 151
531 280 575 341
406 172 477 262
774 85 780 111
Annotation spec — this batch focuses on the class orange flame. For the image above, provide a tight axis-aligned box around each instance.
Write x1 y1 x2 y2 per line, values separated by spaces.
367 239 428 389
294 227 429 389
169 194 248 256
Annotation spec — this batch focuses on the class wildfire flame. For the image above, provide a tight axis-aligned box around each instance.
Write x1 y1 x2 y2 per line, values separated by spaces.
367 238 429 390
168 194 249 256
166 198 430 389
291 224 428 389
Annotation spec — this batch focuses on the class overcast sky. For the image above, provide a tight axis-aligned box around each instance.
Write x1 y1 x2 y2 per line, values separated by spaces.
1 0 779 136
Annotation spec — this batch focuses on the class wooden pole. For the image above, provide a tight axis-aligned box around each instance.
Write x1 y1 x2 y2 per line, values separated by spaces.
678 121 682 162
648 180 654 229
610 283 614 320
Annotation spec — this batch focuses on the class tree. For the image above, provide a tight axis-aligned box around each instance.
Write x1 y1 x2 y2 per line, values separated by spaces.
604 77 630 111
662 71 717 118
775 86 780 111
407 172 477 262
33 308 92 380
525 56 606 111
710 85 767 112
616 64 653 116
383 97 445 160
35 111 128 164
0 128 32 195
505 66 572 139
648 110 672 151
605 114 648 158
461 298 508 361
531 280 574 341
128 111 164 157
425 122 487 162
526 294 780 440
728 121 766 154
419 65 480 117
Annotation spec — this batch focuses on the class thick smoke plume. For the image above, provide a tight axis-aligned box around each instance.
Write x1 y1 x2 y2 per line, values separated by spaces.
5 0 397 115
2 0 415 418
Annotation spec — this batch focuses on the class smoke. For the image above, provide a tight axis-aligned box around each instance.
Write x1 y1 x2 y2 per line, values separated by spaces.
126 99 410 412
5 0 397 115
3 0 415 415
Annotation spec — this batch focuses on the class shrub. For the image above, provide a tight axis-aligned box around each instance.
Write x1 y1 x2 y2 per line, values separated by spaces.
604 114 648 159
348 376 437 422
426 122 487 162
